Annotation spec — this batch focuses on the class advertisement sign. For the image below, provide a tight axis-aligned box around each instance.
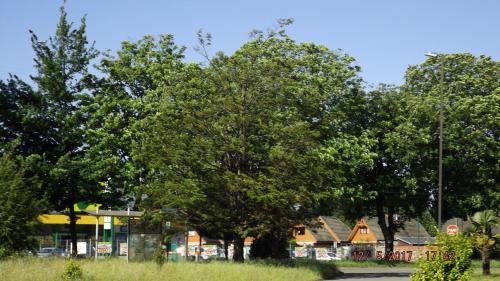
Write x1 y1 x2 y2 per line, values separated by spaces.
294 247 307 258
315 247 329 259
119 243 128 255
97 242 112 254
203 245 218 256
77 242 87 255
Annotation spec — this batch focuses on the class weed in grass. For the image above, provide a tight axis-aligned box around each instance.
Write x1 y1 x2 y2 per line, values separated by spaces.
62 259 83 280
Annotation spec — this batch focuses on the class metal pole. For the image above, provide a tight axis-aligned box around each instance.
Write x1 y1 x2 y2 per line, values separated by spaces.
127 207 130 262
95 207 99 260
110 215 115 256
185 221 188 261
438 63 444 230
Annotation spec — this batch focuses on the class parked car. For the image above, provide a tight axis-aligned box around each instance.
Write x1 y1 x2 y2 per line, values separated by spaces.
37 247 67 257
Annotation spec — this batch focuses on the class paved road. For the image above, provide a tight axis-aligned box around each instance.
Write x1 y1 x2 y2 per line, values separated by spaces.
327 267 414 281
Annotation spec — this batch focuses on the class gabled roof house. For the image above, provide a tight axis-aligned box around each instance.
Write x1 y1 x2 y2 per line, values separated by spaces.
293 216 352 247
348 217 434 246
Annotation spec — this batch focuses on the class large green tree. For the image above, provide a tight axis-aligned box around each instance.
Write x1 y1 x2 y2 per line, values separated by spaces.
342 86 431 256
137 23 368 261
398 54 499 219
29 5 99 256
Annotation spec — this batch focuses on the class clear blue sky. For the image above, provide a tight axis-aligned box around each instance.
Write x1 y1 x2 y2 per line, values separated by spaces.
1 0 499 86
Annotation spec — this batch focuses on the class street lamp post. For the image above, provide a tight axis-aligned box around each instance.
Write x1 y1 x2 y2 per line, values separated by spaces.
425 52 444 229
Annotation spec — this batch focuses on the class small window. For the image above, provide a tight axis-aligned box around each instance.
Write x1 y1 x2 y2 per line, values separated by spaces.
360 226 368 234
296 227 306 236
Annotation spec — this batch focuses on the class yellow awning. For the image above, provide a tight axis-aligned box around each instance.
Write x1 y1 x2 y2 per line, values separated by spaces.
38 214 122 225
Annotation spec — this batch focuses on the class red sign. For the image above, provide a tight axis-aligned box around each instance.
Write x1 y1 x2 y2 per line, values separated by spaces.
447 224 458 236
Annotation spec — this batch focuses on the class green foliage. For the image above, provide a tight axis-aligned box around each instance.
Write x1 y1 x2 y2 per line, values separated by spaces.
0 149 42 257
0 77 49 155
400 54 499 218
154 247 166 267
411 233 474 281
61 259 83 281
418 210 438 237
85 34 186 206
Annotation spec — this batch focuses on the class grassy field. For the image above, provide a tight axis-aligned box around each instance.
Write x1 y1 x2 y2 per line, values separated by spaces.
1 257 497 281
0 258 337 281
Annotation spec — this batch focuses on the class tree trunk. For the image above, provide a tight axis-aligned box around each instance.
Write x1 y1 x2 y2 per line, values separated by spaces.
233 236 245 262
386 207 396 257
482 248 491 275
223 233 231 261
270 230 288 259
376 196 394 259
224 240 229 261
68 201 78 258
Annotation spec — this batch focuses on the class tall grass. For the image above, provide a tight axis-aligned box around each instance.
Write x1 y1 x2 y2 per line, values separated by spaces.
0 258 324 281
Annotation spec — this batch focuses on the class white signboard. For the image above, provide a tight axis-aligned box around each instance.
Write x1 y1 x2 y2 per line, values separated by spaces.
119 243 128 255
97 242 112 254
315 247 328 259
77 242 87 255
294 247 307 258
104 216 112 230
203 245 218 256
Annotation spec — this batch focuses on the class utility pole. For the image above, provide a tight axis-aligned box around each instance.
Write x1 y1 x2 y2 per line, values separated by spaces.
438 63 444 230
425 52 444 229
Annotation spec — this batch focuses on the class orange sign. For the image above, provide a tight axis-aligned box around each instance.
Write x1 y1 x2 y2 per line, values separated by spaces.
447 224 458 236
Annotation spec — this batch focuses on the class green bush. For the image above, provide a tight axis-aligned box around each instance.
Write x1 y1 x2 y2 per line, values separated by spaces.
411 232 473 281
0 247 12 259
154 247 166 267
62 259 83 281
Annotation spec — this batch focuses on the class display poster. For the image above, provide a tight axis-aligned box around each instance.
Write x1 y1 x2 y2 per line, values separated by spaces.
294 247 307 258
97 242 112 254
203 245 218 256
119 243 128 255
315 247 329 259
77 242 87 255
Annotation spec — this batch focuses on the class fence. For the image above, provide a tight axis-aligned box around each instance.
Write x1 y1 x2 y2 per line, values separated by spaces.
36 237 128 258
